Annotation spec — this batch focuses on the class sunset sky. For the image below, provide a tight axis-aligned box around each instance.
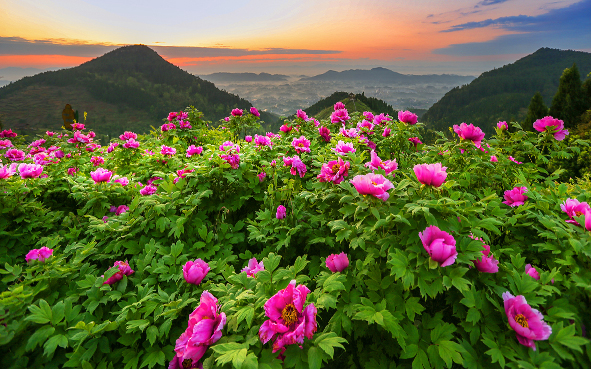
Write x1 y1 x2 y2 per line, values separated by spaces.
1 0 590 78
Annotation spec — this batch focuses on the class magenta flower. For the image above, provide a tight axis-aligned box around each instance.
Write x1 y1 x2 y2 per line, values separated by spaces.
350 173 394 201
398 110 418 125
183 259 210 285
470 239 499 273
291 136 310 154
258 172 266 182
453 123 485 147
255 134 273 148
0 129 17 138
413 163 447 187
503 187 528 207
115 205 129 216
0 163 17 179
169 291 226 369
140 184 158 196
25 247 53 264
560 198 591 226
280 124 293 133
363 111 374 121
334 101 346 110
18 163 44 179
283 155 307 177
357 120 375 135
382 127 391 137
91 156 105 166
296 109 309 120
318 126 331 142
525 264 540 280
28 139 46 148
502 292 552 350
123 139 140 149
186 145 203 157
71 123 85 131
4 149 25 161
317 157 350 184
340 128 358 138
419 226 457 267
276 205 287 219
491 155 498 162
90 168 112 183
533 116 569 141
72 131 92 143
0 140 13 150
333 140 356 155
408 137 422 147
242 258 265 277
119 131 137 141
231 108 243 117
114 176 129 186
102 260 134 285
373 113 391 125
326 252 349 272
330 108 350 124
250 107 260 117
67 167 77 176
161 145 177 156
497 121 508 131
219 141 240 153
245 135 252 143
161 123 176 132
259 280 317 354
107 142 119 153
508 156 523 164
585 211 591 231
365 150 398 175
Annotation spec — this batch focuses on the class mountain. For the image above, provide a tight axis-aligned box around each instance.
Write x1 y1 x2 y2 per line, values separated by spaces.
0 45 278 137
300 67 475 84
422 48 591 135
200 72 289 82
295 91 399 121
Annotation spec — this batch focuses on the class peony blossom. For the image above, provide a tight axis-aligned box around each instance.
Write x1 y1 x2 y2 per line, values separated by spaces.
90 156 105 166
560 198 591 226
398 110 418 125
255 134 273 148
283 155 307 178
419 226 457 267
220 153 240 169
259 280 317 355
186 145 203 157
296 109 309 120
0 140 13 150
318 126 331 142
276 205 287 219
4 149 25 161
258 172 266 182
291 136 310 154
365 150 398 175
231 108 243 117
585 210 591 231
183 259 210 285
161 123 176 132
330 108 350 124
90 168 112 183
0 129 17 138
332 140 356 155
161 145 177 156
413 163 447 187
107 142 119 153
408 137 422 147
326 252 349 272
67 167 77 176
317 157 350 184
140 184 158 196
363 111 374 122
123 139 140 149
491 155 498 162
471 238 499 273
250 107 260 117
25 247 53 263
169 291 226 369
503 187 528 207
334 101 345 110
242 258 265 277
340 128 358 138
18 163 44 179
453 123 485 147
0 163 17 179
115 205 129 216
502 292 552 350
280 124 293 133
382 127 391 137
525 264 540 280
373 113 391 125
497 121 508 130
533 116 569 141
102 260 134 285
244 135 253 143
350 173 394 201
119 131 137 141
357 120 374 134
113 176 129 186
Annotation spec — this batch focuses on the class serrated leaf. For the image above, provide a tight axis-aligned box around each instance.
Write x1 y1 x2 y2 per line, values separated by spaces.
308 346 323 369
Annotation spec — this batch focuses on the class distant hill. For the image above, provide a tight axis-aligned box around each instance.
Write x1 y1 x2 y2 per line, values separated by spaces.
200 72 289 82
296 91 399 120
300 67 475 85
422 48 591 135
0 45 278 137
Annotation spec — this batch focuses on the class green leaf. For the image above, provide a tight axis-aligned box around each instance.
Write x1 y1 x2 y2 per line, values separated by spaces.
323 273 346 292
51 301 65 325
242 353 258 369
235 306 255 328
263 253 281 273
412 349 430 369
212 343 248 368
405 297 425 321
43 334 68 357
314 332 347 359
26 299 53 324
308 346 323 369
26 325 55 351
171 241 184 258
146 326 159 346
466 308 480 324
438 341 464 367
140 350 165 369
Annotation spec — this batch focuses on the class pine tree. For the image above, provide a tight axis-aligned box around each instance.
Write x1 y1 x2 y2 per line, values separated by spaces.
523 91 548 128
549 63 585 128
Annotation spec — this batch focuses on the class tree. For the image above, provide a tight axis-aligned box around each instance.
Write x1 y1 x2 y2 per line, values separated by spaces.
549 63 586 128
523 91 548 128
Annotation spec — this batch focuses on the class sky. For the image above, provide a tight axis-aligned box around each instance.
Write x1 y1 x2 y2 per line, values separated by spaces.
1 0 590 79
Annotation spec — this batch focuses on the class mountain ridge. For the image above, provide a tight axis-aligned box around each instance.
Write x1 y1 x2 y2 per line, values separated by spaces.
300 67 475 84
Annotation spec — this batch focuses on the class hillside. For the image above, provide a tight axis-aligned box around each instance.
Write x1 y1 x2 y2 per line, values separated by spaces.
0 45 278 137
200 72 289 82
301 91 398 119
300 67 475 84
422 48 591 135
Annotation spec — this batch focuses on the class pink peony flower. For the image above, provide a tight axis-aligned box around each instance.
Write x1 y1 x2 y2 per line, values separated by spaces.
330 109 350 124
317 157 350 184
340 128 358 138
259 280 317 354
85 143 101 152
255 134 273 148
114 177 129 186
18 163 44 179
280 124 293 133
497 121 508 130
276 205 287 219
318 126 331 142
4 149 25 161
219 141 239 153
326 252 349 272
186 145 203 157
350 173 394 201
373 113 391 125
183 259 210 285
525 264 540 280
102 260 134 285
502 292 552 350
382 127 391 137
0 140 13 150
419 226 457 267
471 238 499 273
398 110 418 125
585 210 591 231
334 101 345 110
67 167 77 176
220 154 240 169
491 155 498 162
231 108 243 117
283 155 307 178
250 107 260 117
90 168 112 183
25 247 53 263
363 111 374 121
119 132 137 141
509 156 523 164
0 129 17 138
161 123 176 132
71 123 85 130
115 205 129 216
291 136 310 154
123 139 140 149
72 131 92 143
357 120 375 134
296 109 309 120
333 140 356 155
453 123 485 147
107 142 119 153
365 150 398 175
258 172 266 182
503 187 528 207
169 291 226 369
161 145 177 156
90 156 105 166
533 116 569 141
242 258 265 277
140 184 158 196
408 137 422 147
244 135 252 143
560 198 591 226
413 163 447 187
0 163 17 179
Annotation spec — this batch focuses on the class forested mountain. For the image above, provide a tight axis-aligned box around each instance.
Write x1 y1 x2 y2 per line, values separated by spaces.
422 48 591 135
0 45 277 137
300 67 475 84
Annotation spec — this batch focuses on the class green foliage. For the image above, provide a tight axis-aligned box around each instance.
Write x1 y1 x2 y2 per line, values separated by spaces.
549 64 587 129
523 92 549 128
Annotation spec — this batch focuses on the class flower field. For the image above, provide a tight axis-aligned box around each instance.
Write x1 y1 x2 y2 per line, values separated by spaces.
0 105 590 369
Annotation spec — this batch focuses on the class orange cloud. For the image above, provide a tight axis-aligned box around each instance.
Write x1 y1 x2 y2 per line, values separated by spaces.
0 55 93 69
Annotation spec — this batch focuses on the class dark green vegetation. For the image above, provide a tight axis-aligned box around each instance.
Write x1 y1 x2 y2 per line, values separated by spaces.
301 91 399 119
300 67 475 85
0 45 278 138
422 48 591 135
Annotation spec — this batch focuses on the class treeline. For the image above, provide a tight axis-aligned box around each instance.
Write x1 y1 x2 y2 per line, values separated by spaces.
302 91 398 118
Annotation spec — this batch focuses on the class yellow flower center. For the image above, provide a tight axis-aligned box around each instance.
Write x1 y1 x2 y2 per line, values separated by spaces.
371 181 378 186
332 164 340 172
575 211 583 217
514 314 529 328
182 359 193 369
281 303 298 326
298 143 304 147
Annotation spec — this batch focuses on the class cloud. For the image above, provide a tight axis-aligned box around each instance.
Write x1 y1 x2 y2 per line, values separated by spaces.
478 0 511 6
152 46 341 58
435 0 591 55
